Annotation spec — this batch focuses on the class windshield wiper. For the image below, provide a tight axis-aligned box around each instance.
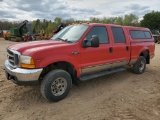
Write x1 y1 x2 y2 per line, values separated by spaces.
57 38 73 43
57 38 65 41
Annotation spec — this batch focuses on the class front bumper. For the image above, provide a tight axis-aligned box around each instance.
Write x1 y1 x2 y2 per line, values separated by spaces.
4 60 43 85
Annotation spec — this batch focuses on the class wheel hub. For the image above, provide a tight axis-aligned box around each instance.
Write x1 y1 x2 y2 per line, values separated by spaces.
139 61 145 71
51 77 67 96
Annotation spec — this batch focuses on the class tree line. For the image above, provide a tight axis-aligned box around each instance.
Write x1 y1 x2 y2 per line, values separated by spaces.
0 11 160 34
0 21 19 30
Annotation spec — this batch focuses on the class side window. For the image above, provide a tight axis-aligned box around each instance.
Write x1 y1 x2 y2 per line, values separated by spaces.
111 27 126 43
130 30 152 39
85 26 109 44
144 31 152 38
130 30 145 39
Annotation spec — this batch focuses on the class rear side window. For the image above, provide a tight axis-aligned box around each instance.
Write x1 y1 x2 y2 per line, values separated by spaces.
130 30 152 39
111 27 126 43
144 31 152 38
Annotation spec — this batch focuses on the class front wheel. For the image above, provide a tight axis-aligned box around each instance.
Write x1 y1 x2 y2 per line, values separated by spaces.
133 56 146 74
41 69 72 102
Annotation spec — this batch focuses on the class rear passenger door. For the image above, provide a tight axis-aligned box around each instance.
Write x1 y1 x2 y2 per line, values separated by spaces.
110 26 130 67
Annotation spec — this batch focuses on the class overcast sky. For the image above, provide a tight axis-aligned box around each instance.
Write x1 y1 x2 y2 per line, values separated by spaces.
0 0 160 21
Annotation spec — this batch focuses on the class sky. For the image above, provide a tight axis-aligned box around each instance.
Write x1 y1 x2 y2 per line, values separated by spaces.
0 0 160 21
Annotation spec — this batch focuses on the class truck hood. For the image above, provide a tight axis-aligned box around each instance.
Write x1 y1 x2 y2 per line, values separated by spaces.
8 40 70 55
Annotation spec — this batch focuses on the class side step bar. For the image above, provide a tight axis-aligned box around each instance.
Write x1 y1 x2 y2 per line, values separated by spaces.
79 67 126 81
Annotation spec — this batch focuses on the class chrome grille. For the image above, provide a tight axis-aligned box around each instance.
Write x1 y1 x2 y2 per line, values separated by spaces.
7 49 20 68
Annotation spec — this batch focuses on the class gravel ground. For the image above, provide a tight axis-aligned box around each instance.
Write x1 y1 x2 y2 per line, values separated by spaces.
0 38 160 120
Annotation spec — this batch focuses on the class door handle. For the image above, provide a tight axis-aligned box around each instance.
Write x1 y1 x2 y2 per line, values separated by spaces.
72 51 79 54
126 46 129 51
109 47 113 53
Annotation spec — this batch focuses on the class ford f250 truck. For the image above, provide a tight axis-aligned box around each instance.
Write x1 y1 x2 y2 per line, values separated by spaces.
4 23 155 102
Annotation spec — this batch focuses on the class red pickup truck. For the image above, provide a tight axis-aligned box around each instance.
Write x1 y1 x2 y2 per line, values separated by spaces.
4 23 155 102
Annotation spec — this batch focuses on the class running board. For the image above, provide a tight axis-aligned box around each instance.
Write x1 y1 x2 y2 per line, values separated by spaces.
79 67 126 81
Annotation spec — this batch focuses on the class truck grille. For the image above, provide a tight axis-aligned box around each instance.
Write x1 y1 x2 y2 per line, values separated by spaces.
7 49 20 68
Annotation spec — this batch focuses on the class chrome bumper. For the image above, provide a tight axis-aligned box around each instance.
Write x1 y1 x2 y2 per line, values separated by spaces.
4 60 43 85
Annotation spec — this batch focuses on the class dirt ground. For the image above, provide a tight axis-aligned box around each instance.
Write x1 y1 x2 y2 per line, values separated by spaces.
0 38 160 120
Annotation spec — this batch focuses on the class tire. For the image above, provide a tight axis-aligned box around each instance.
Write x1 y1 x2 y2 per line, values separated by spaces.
41 69 72 102
133 56 146 74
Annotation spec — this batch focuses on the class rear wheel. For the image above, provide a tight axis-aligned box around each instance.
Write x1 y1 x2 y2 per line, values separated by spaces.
133 56 146 74
41 69 72 102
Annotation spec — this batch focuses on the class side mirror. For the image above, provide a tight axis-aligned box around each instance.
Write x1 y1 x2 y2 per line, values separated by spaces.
91 35 99 47
82 35 99 48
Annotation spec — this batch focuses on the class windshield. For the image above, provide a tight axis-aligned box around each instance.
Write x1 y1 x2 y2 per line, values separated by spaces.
51 25 89 42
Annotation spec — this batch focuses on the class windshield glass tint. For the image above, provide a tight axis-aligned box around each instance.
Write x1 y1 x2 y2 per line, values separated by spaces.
51 25 89 42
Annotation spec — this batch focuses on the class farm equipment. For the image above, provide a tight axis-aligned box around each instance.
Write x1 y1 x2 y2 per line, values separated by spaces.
153 34 160 43
35 30 45 40
44 33 52 39
0 30 3 37
35 30 52 40
51 23 67 37
10 20 34 42
3 30 10 40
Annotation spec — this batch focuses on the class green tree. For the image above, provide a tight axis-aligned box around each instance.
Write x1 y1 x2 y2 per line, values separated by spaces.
63 18 75 25
90 17 100 23
32 20 37 33
42 19 48 30
46 21 56 33
104 18 113 24
141 11 160 31
32 19 42 33
36 19 41 30
102 17 113 24
123 14 139 26
116 17 123 25
109 17 117 24
54 17 62 28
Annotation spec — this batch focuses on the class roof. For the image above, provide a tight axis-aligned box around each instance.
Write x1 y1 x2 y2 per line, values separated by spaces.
86 23 149 30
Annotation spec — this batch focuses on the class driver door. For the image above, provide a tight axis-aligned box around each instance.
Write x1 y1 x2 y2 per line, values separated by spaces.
80 26 113 75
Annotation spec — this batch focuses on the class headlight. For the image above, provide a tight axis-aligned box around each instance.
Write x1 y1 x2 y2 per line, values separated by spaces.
20 55 35 68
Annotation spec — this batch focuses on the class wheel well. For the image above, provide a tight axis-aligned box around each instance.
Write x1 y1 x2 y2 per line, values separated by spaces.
39 61 78 83
140 50 150 64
